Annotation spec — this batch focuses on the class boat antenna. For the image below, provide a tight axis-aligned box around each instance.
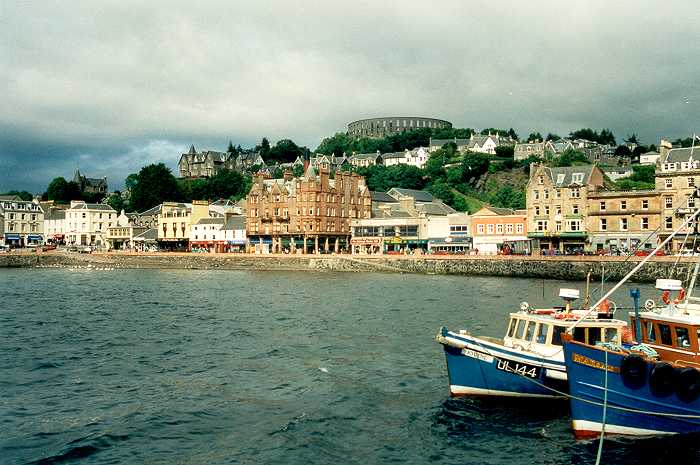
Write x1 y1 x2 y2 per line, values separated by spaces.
567 189 700 334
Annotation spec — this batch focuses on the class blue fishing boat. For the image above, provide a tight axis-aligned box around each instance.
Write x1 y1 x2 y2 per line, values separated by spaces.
563 279 700 437
436 288 628 398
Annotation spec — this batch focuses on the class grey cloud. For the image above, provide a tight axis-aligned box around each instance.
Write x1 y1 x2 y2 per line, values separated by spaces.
1 0 699 191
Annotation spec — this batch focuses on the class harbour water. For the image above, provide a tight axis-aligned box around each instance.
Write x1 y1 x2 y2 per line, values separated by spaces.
1 269 699 464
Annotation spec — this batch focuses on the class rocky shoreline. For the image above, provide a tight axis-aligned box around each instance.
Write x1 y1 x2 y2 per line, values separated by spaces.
0 251 694 283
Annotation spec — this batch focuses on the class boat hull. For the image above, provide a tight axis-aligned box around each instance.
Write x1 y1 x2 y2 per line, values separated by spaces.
563 339 700 437
438 328 567 399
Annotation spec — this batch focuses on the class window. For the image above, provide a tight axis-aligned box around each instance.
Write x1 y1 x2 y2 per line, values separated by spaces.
555 189 561 199
524 322 535 341
516 320 527 339
536 220 548 231
620 218 628 231
534 190 540 200
666 216 673 230
535 206 540 216
506 224 513 233
570 188 580 198
556 174 565 185
477 224 485 234
675 327 691 348
551 326 566 346
544 206 550 215
568 219 581 231
496 224 503 234
556 221 562 231
572 204 579 215
600 219 607 231
600 201 606 211
665 178 673 189
641 217 649 230
642 199 649 209
572 173 584 184
536 324 549 344
555 205 562 215
588 328 602 345
487 224 494 234
658 324 673 345
665 196 673 208
604 328 617 343
544 189 549 199
516 224 523 233
507 319 518 337
689 177 696 188
538 175 544 185
620 200 627 210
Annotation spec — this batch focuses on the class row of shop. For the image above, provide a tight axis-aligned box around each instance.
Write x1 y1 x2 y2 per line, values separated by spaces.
2 233 44 247
350 236 473 254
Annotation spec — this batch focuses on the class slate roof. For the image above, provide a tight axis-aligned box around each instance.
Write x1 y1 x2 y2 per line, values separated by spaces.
545 165 596 187
387 188 434 203
195 217 225 226
133 228 157 241
139 204 162 216
45 209 65 220
351 152 382 160
430 138 471 147
71 202 116 211
0 195 21 201
371 191 397 203
225 216 246 230
664 147 700 163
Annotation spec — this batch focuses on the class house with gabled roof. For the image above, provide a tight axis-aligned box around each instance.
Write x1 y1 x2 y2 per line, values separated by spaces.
470 206 528 254
526 163 605 253
349 151 383 168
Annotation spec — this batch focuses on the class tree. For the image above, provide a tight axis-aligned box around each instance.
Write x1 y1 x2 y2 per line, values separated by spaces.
552 149 589 167
130 163 180 212
0 190 33 201
425 150 448 179
267 139 307 163
490 185 525 210
673 137 699 148
316 133 352 156
546 133 561 141
210 169 248 200
293 164 305 177
105 191 126 212
461 153 490 180
569 128 616 145
625 133 640 145
257 137 271 159
46 177 69 202
615 145 632 157
507 128 519 141
495 145 514 158
125 173 139 191
527 132 543 142
629 165 655 184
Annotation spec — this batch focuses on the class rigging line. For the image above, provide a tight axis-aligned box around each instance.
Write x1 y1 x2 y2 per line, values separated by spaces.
594 349 608 465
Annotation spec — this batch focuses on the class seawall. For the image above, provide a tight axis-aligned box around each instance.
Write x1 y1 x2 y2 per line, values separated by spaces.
0 252 694 283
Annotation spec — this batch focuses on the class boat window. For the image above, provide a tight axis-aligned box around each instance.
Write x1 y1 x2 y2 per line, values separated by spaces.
588 327 602 345
645 321 656 342
536 323 550 344
604 328 617 343
551 326 566 346
507 319 518 338
573 327 586 343
658 324 673 345
525 321 535 341
675 326 691 348
516 320 527 339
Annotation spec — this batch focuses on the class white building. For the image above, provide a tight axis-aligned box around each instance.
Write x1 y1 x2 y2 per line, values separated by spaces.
382 147 430 169
44 207 66 244
0 196 45 247
65 201 117 247
640 151 661 165
224 215 247 251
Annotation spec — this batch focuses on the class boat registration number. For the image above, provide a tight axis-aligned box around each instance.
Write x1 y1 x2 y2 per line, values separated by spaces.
461 348 494 363
495 358 541 378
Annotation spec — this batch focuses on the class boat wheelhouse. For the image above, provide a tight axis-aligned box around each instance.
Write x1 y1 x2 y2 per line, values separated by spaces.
437 290 628 399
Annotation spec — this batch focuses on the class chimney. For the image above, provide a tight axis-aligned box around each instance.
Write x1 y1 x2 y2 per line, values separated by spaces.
660 139 672 159
399 196 416 215
283 170 293 181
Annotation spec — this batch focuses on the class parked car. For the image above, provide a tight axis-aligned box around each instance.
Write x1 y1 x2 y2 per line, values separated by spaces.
634 249 665 257
0 245 10 253
42 244 57 252
79 246 93 254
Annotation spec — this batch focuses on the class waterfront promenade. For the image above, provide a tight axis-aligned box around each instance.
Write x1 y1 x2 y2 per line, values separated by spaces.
1 250 694 283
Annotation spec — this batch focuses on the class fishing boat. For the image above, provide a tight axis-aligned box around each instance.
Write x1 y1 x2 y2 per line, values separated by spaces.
436 287 629 398
563 190 700 437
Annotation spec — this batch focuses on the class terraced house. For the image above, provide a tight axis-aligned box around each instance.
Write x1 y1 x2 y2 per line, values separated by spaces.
655 142 700 252
526 164 605 253
0 195 44 247
246 167 371 253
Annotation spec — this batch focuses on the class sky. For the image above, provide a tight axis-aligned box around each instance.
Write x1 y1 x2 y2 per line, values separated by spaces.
1 0 699 192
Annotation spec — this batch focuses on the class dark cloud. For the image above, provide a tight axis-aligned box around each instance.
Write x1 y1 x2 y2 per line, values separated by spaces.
1 0 699 192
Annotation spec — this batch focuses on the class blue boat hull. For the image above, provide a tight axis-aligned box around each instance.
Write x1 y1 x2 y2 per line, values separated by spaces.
563 339 700 437
439 329 567 399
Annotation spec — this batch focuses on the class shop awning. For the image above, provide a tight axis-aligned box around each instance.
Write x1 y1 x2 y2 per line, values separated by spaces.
227 239 246 245
27 235 43 241
4 234 20 240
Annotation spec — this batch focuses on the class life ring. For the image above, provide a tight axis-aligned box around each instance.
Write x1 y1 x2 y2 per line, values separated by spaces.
620 354 647 389
662 288 686 305
555 312 575 320
649 362 678 397
599 299 610 313
676 367 700 403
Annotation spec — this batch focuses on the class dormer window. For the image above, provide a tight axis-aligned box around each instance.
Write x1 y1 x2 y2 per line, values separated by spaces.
556 174 565 185
572 173 584 184
538 175 544 185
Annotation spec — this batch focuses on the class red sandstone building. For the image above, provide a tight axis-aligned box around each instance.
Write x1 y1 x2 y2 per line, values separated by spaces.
246 167 371 253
